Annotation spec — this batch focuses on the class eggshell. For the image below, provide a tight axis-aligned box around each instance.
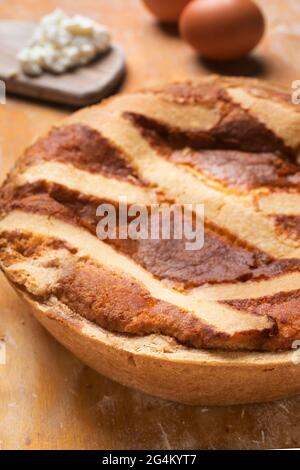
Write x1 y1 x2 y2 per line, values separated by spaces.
180 0 265 60
142 0 192 23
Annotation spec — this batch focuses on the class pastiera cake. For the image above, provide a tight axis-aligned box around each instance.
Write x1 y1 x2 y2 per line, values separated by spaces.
1 76 300 405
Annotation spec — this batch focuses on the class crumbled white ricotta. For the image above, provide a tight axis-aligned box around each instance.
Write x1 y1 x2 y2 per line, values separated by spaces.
17 9 111 76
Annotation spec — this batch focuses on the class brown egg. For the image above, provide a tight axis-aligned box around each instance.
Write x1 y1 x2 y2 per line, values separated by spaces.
142 0 192 23
180 0 265 60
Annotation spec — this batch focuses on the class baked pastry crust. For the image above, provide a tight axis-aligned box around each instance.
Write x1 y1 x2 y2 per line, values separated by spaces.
1 75 300 404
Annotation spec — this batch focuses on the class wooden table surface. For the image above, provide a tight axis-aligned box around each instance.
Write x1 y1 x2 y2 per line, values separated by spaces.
0 0 300 450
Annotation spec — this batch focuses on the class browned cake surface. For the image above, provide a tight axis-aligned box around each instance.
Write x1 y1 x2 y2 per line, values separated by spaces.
1 76 300 352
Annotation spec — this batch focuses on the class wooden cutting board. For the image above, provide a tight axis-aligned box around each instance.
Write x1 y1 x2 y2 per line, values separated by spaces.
0 0 300 451
0 21 126 106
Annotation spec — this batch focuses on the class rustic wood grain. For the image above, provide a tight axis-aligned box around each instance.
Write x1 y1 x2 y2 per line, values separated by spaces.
0 0 300 450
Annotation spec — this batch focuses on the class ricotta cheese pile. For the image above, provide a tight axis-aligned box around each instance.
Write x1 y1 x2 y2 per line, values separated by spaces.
18 9 112 76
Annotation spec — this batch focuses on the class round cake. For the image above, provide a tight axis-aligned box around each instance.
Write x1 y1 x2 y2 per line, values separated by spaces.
1 75 300 405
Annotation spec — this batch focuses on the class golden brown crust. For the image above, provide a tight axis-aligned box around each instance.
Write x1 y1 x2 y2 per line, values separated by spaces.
3 181 300 292
0 227 277 351
169 149 300 191
23 123 145 184
274 215 300 240
1 75 300 364
20 289 300 406
124 102 292 156
54 259 277 351
225 290 300 351
3 75 300 404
